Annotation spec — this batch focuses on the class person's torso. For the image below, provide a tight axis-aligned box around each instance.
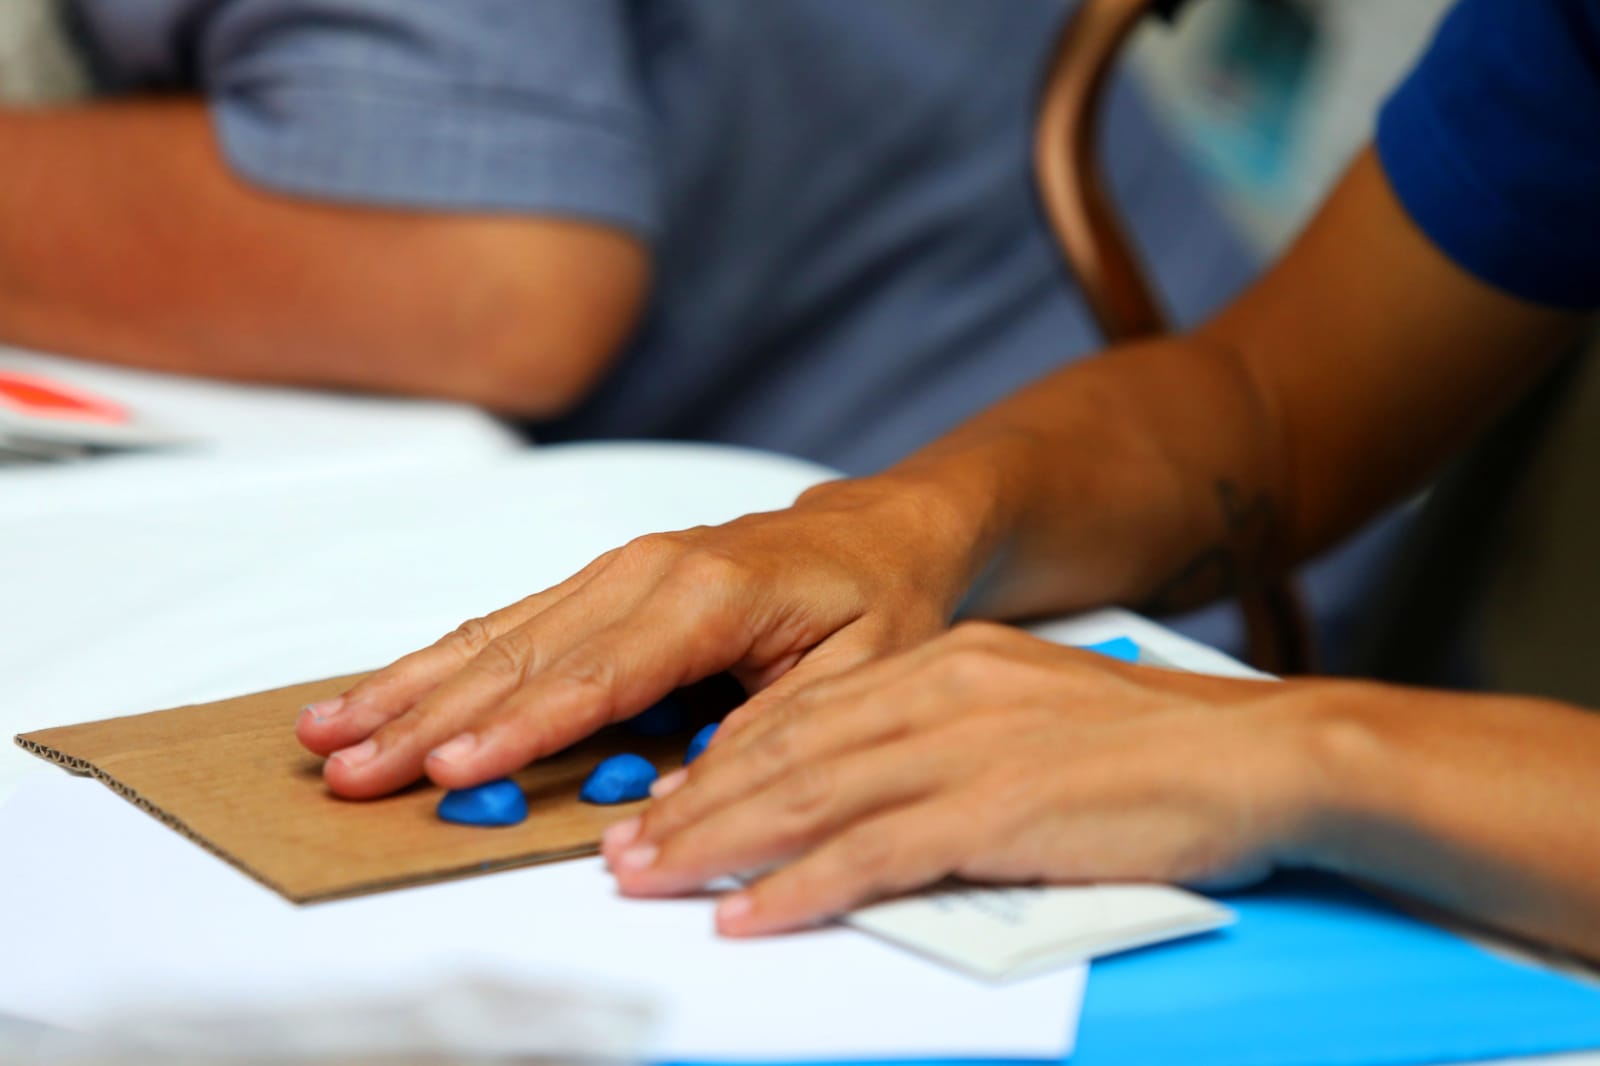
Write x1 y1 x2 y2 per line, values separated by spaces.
67 0 1256 475
543 0 1256 473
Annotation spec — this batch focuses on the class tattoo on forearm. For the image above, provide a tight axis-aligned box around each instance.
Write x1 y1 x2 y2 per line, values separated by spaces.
1138 481 1279 615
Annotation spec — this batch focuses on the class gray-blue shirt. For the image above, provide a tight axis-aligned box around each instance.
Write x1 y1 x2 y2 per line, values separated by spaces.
70 0 1255 476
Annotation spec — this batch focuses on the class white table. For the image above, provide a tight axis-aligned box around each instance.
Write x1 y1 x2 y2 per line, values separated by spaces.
1 436 1595 1065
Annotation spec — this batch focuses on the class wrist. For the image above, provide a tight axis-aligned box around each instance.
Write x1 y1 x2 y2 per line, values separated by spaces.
1197 680 1370 874
1259 679 1428 872
793 451 1017 620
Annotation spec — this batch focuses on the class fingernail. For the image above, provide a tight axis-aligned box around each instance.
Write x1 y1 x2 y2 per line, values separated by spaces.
717 893 753 925
616 843 658 872
650 769 688 799
427 734 478 765
603 817 642 853
331 739 378 769
302 698 345 724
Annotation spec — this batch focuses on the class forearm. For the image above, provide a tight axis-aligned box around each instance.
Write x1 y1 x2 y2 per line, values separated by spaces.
1282 683 1600 960
848 150 1580 623
862 332 1284 621
0 101 646 411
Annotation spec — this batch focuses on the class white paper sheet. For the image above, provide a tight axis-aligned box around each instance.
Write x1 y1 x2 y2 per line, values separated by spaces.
0 777 1084 1063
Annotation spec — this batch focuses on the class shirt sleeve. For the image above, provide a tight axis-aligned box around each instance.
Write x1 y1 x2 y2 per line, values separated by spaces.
1375 0 1600 309
180 0 658 234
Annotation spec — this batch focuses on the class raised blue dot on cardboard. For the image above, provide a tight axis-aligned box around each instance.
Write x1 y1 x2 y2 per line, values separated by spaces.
685 723 719 765
1079 636 1141 664
436 777 528 828
623 695 687 737
580 754 658 805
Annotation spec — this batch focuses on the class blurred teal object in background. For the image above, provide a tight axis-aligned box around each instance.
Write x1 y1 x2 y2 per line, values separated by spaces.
1133 0 1455 253
1188 0 1321 198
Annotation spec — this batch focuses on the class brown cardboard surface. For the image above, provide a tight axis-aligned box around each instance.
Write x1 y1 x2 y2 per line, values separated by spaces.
14 674 699 903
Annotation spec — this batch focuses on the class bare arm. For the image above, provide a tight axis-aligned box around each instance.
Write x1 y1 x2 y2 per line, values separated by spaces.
891 147 1584 619
0 101 649 414
293 145 1590 802
593 146 1600 957
1301 680 1600 960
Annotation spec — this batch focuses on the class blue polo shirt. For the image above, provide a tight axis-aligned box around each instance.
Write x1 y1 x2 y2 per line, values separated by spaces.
1377 0 1600 310
68 0 1255 475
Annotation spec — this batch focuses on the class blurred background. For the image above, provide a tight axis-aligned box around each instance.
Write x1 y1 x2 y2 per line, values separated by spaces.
1129 0 1600 707
3 0 1596 705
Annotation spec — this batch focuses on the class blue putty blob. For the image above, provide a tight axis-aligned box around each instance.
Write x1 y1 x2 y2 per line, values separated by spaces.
437 777 529 827
580 754 659 805
685 723 719 765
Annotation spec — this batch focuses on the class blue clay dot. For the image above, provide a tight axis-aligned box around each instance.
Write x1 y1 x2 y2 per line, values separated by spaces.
685 723 718 765
1078 636 1141 664
580 754 659 805
437 778 529 827
623 695 688 737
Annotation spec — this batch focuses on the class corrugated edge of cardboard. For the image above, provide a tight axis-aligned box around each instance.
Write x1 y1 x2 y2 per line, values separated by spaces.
13 733 598 903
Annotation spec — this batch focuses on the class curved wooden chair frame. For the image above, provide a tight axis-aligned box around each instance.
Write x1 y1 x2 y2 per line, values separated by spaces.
1034 0 1314 674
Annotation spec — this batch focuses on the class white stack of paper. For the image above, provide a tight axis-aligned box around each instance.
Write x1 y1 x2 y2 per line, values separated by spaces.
850 881 1233 982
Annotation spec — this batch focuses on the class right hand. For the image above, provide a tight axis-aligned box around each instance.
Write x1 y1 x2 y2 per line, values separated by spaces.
293 476 988 799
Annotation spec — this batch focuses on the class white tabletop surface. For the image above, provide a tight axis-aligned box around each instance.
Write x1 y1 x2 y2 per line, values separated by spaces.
0 412 1594 1063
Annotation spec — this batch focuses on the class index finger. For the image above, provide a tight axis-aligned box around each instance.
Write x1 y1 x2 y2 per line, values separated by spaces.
419 570 762 789
319 548 677 798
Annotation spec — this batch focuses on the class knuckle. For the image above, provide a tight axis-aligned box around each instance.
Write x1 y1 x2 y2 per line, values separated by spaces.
777 763 836 823
836 828 897 877
933 623 1031 688
443 617 499 659
470 630 535 679
617 532 688 575
947 620 1011 650
780 683 824 715
551 652 618 708
939 645 1003 690
789 676 844 715
669 549 749 593
749 725 801 782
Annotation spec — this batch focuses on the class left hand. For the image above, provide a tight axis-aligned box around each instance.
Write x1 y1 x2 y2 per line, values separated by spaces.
602 622 1331 935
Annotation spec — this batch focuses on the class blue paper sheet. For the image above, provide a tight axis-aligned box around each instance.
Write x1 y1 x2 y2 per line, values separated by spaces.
1072 873 1600 1065
1077 637 1142 664
674 874 1600 1066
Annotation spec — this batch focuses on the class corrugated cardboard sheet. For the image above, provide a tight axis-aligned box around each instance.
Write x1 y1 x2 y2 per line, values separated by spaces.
15 674 699 903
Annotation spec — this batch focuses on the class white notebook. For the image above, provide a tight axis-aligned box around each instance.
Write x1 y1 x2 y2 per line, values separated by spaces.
849 880 1235 982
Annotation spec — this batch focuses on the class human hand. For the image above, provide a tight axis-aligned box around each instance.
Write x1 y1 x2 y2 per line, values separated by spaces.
295 476 993 799
602 622 1330 935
